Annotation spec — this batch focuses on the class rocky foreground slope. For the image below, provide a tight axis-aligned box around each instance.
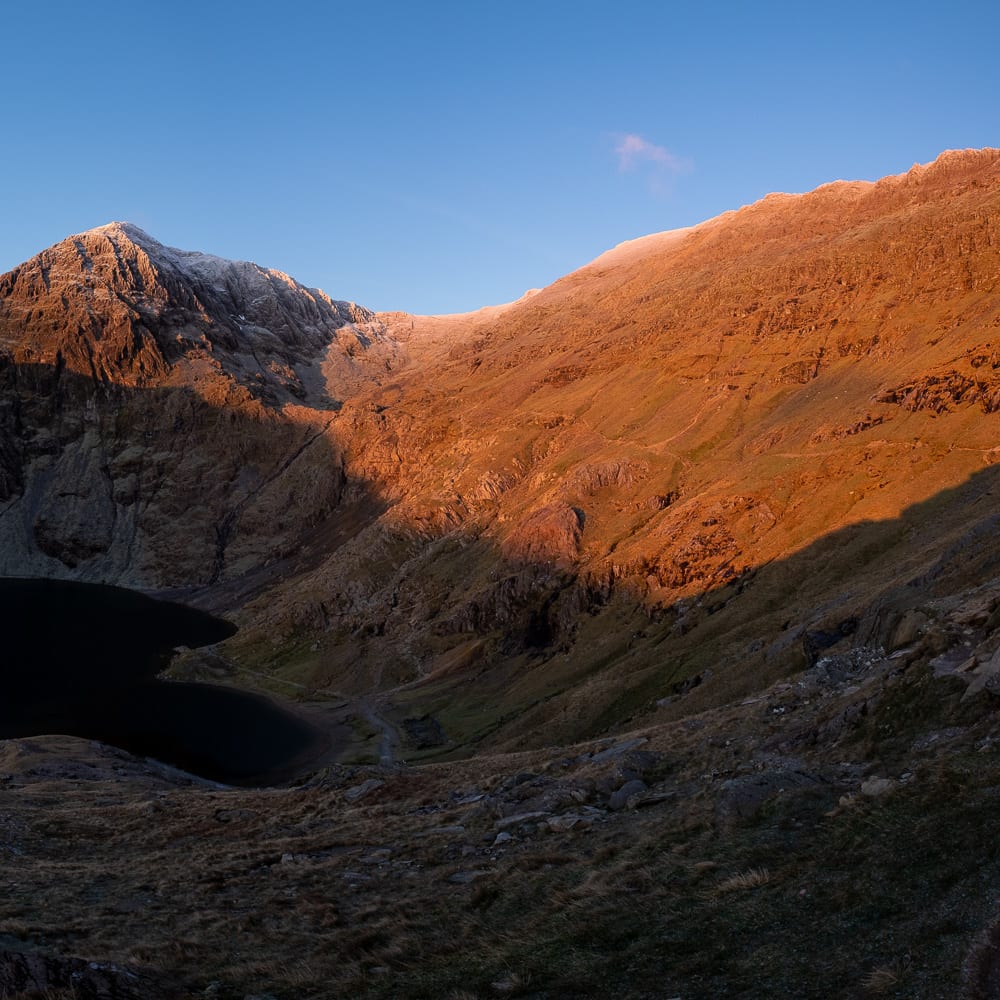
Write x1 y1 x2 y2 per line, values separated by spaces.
4 150 1000 997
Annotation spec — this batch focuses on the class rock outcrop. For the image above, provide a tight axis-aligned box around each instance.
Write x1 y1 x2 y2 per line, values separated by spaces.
0 223 399 587
0 948 171 999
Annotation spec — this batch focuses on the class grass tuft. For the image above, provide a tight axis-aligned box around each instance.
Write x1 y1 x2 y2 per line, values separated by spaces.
712 867 771 895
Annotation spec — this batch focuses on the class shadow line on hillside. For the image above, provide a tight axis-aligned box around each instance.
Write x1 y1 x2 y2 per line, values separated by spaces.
4 357 1000 758
360 460 1000 756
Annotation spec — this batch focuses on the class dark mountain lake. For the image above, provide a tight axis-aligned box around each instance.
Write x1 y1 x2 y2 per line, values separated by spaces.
0 577 328 785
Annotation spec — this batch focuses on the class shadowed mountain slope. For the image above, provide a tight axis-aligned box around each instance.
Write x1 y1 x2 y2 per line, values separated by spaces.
3 152 1000 754
211 148 1000 752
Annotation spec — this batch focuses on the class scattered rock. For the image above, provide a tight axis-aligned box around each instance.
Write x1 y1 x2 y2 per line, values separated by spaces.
889 609 929 650
860 776 898 798
214 808 257 824
911 728 966 752
608 779 648 811
448 869 492 884
0 948 167 999
494 811 550 830
590 737 649 764
340 871 373 884
960 648 1000 700
546 814 585 832
716 767 827 821
512 771 538 786
931 648 979 680
344 778 384 803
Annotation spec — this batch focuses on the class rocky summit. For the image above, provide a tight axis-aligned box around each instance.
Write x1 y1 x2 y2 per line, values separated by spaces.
4 150 1000 998
0 221 398 584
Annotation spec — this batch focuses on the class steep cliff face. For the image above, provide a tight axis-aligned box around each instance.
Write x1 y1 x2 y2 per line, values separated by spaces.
0 223 399 586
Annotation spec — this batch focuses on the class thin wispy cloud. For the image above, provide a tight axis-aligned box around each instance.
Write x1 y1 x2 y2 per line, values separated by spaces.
613 134 692 193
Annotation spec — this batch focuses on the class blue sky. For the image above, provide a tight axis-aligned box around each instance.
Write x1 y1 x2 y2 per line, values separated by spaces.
3 1 998 313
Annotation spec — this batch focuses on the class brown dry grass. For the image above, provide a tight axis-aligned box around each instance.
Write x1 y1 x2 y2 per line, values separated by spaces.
711 867 772 895
862 965 900 994
5 617 1000 998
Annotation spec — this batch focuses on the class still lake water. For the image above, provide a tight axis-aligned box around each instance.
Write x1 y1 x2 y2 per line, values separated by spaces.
1 578 325 785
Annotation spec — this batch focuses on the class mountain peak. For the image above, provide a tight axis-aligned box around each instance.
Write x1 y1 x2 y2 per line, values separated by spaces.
77 221 232 276
87 220 155 243
0 221 395 406
911 145 1000 171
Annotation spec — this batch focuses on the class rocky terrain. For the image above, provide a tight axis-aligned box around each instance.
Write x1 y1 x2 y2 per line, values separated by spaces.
0 222 398 586
3 149 1000 997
